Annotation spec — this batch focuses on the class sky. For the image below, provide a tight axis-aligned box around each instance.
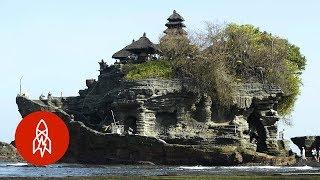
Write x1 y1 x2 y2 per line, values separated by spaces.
0 0 319 152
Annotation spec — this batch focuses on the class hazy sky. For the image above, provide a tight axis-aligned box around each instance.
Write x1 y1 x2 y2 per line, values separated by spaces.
0 1 319 151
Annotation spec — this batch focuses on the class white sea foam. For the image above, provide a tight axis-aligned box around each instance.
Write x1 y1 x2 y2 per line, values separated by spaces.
6 163 29 167
221 166 281 169
180 165 316 171
223 166 316 170
179 166 213 170
287 166 314 170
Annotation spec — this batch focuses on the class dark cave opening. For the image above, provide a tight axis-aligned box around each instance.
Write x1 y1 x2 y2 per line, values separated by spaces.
247 111 267 152
88 113 103 125
155 112 177 135
124 116 137 134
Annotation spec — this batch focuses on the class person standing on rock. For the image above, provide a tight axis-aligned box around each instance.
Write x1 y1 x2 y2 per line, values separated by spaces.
301 147 306 161
312 148 317 161
70 114 75 121
317 148 320 162
279 129 285 140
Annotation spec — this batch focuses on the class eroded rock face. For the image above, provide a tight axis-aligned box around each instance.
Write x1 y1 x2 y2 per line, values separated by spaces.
291 136 320 156
15 63 292 165
236 83 283 155
63 119 243 165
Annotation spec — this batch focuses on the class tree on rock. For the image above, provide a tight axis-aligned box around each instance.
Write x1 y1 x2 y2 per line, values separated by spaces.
158 22 306 116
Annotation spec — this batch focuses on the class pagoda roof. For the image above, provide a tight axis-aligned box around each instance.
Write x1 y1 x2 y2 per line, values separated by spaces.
165 21 186 27
167 10 184 22
164 28 187 35
112 40 135 59
126 33 159 53
112 48 132 59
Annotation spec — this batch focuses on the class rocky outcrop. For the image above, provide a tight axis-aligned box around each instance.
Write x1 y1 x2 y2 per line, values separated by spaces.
15 62 292 165
241 150 296 166
65 119 294 165
291 136 320 156
62 108 295 165
236 83 283 155
0 141 23 162
16 89 294 166
63 120 242 165
277 140 292 156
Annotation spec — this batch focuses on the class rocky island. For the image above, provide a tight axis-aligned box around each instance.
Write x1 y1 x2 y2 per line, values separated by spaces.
15 10 306 166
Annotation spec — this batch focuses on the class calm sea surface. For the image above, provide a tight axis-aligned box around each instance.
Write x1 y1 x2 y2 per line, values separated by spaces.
1 162 320 177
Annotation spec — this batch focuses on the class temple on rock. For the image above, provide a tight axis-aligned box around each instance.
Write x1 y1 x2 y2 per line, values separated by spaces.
111 40 135 64
112 10 186 64
112 33 159 64
15 10 294 165
164 10 187 35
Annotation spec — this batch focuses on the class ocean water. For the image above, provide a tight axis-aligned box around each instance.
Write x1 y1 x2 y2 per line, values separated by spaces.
0 162 320 177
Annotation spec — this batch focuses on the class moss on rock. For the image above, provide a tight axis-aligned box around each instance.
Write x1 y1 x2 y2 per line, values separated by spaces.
123 60 173 80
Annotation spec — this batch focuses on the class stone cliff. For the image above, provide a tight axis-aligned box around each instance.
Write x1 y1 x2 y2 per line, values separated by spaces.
15 62 294 165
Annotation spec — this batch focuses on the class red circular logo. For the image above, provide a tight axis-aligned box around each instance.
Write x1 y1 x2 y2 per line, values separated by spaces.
15 111 69 166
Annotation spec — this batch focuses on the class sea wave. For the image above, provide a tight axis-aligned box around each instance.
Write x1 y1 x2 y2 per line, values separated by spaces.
221 166 282 169
178 166 213 170
179 165 316 171
287 166 315 170
6 163 29 167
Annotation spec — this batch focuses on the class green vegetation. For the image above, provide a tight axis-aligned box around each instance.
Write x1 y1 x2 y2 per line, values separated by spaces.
158 34 198 60
221 24 305 115
123 60 173 80
123 23 306 116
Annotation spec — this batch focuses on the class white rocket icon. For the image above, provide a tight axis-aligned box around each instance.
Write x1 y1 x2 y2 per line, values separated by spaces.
32 119 52 157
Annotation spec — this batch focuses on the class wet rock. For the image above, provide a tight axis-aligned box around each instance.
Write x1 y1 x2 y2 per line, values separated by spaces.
241 149 296 166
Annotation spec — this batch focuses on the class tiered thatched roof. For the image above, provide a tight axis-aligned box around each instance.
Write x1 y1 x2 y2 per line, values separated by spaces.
164 10 187 35
167 10 184 22
112 41 134 60
126 33 159 54
112 33 159 62
112 10 187 62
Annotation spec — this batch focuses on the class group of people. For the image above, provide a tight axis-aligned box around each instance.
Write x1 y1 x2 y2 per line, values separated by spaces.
311 147 320 162
301 147 320 162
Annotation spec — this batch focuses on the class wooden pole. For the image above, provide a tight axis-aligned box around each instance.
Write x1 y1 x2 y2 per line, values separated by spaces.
111 110 116 124
19 76 23 95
